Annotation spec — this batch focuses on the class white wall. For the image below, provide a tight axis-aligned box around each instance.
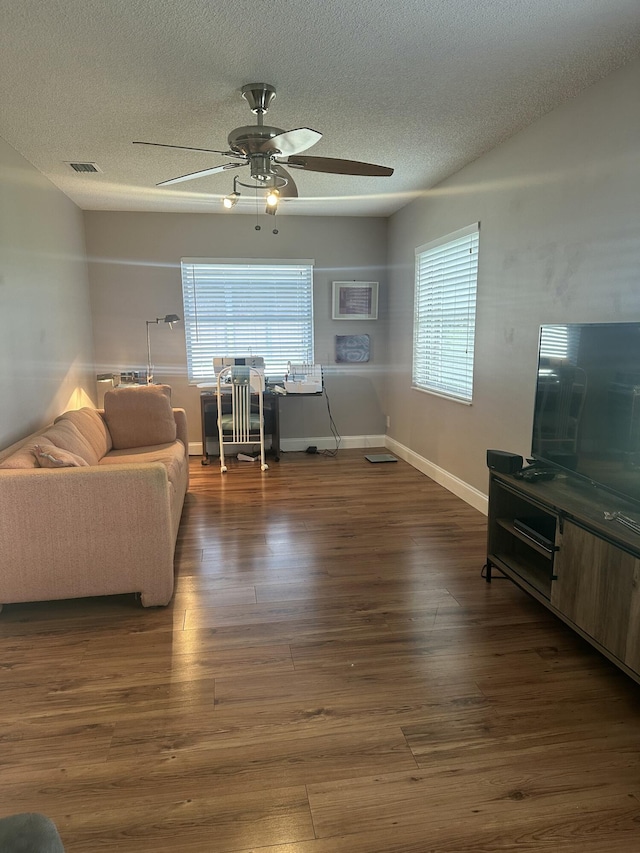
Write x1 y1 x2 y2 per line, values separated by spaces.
386 57 640 498
0 137 95 447
84 211 389 449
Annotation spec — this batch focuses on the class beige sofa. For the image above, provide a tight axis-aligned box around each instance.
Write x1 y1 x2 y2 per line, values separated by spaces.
0 385 188 609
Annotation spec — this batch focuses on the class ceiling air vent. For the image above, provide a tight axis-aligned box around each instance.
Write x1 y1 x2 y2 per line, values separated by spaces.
65 162 102 173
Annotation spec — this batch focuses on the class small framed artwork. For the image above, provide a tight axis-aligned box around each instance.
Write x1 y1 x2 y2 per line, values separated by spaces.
332 281 378 320
335 334 370 363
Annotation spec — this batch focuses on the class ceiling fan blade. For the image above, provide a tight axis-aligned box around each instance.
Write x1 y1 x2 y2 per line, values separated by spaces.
284 155 394 177
271 165 298 198
260 128 322 157
133 140 240 157
157 161 245 187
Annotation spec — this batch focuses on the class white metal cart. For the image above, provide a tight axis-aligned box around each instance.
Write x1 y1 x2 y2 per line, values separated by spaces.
216 365 269 472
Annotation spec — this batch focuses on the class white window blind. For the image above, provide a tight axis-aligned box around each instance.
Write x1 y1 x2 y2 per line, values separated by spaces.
412 224 479 402
181 259 314 382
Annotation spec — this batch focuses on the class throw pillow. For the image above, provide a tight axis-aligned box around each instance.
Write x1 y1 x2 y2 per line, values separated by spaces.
33 443 90 468
0 444 42 469
103 384 177 450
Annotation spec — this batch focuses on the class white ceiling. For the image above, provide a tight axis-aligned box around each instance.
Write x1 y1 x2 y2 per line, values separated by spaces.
1 0 639 217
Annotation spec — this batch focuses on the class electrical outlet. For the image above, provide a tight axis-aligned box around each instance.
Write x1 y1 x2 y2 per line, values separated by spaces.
386 416 391 429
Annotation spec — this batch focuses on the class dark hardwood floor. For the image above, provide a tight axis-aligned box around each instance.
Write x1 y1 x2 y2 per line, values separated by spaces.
1 450 640 852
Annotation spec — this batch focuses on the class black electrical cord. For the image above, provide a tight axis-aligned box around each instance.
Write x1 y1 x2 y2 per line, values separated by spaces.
320 367 341 457
480 563 508 579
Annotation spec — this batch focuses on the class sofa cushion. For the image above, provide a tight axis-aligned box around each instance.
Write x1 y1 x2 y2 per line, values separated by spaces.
34 443 90 468
40 419 97 466
104 385 177 450
55 408 112 460
99 441 186 491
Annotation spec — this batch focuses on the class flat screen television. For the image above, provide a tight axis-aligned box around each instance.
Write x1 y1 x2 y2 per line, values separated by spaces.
532 322 640 507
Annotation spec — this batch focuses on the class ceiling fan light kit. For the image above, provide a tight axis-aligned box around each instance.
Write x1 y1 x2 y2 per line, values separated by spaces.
222 190 240 209
134 83 394 214
265 188 280 207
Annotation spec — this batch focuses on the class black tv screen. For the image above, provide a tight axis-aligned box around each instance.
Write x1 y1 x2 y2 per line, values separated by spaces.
532 322 640 507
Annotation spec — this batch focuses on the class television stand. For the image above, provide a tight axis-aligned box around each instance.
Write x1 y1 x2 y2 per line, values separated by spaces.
486 470 640 685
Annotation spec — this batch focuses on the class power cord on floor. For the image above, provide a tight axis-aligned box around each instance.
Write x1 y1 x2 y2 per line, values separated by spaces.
320 367 341 457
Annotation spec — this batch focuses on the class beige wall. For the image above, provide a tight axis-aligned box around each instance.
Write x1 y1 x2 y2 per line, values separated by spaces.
387 57 640 495
84 211 388 449
0 137 95 447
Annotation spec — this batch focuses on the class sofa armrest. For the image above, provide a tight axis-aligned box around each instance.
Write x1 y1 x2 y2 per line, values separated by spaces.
173 408 188 452
0 464 175 606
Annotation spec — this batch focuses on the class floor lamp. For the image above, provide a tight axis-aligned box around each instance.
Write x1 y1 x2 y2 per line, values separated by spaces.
146 314 180 384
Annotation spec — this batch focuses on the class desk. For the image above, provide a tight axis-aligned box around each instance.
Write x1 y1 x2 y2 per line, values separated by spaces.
200 389 323 465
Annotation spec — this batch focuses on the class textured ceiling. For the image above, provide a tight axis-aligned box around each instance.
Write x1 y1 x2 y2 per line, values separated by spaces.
1 0 639 217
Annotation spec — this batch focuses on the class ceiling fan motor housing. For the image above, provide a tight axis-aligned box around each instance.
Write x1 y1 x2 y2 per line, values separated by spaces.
228 125 286 156
228 116 293 183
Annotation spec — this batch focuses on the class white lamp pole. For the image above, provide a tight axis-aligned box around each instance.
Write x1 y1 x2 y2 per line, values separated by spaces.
146 314 180 385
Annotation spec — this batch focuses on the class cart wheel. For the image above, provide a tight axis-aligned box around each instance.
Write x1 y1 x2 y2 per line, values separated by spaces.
220 465 228 473
261 463 269 471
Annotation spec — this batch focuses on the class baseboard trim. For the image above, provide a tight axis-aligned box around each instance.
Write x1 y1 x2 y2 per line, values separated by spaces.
384 437 488 515
281 435 386 453
190 435 387 457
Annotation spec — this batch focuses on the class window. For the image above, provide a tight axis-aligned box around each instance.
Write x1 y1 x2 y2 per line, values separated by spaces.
181 259 314 383
412 223 479 403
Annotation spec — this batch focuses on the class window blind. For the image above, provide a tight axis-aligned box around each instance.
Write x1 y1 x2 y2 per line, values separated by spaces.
181 259 314 383
412 224 479 402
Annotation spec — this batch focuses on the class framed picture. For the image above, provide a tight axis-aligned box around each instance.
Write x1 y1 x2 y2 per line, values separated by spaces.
332 281 378 320
335 334 370 363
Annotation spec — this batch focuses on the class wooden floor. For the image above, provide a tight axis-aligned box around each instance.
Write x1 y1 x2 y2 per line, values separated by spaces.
2 450 640 852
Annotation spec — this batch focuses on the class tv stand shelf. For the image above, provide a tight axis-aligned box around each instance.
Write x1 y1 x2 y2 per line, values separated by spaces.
486 471 640 684
496 518 556 558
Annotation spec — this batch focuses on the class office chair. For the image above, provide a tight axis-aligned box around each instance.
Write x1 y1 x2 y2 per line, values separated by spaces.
216 366 268 472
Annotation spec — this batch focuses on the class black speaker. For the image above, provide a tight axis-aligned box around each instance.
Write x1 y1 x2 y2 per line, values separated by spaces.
486 449 523 474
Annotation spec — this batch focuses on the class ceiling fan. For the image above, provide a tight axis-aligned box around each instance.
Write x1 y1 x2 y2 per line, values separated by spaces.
133 83 394 208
